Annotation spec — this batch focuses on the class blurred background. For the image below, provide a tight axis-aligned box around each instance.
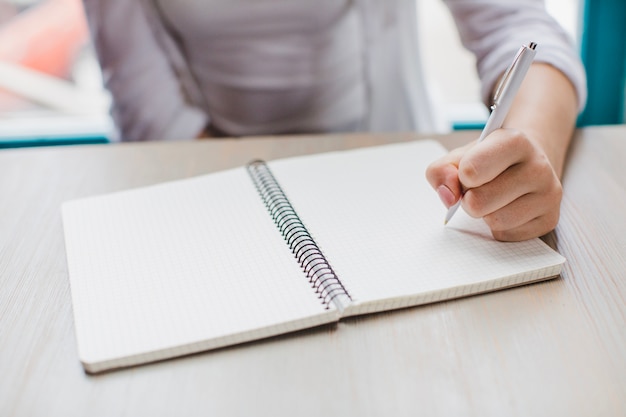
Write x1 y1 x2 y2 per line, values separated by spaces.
0 0 584 147
420 0 580 129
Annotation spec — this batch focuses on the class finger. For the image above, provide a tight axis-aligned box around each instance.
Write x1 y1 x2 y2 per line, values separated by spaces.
425 144 472 207
490 214 559 242
482 192 561 241
458 129 534 189
462 163 530 218
461 158 559 218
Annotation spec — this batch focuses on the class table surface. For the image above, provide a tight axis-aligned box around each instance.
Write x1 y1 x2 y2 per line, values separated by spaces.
1 126 625 417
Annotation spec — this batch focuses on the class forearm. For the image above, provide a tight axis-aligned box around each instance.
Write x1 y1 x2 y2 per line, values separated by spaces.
501 63 579 177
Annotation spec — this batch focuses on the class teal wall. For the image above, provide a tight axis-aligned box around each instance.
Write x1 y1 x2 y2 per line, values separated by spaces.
578 0 626 125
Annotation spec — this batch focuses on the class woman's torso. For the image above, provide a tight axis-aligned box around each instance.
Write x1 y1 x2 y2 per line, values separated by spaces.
156 0 367 136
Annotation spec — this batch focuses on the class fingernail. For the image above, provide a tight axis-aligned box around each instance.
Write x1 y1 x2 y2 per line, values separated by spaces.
437 185 455 208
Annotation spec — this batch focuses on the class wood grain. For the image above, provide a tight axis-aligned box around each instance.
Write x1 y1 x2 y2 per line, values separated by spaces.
0 127 624 416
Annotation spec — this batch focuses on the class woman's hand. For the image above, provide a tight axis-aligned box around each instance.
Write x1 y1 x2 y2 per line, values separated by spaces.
426 128 563 241
426 63 579 241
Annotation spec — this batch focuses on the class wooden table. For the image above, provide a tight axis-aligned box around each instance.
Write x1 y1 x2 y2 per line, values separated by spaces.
1 126 624 416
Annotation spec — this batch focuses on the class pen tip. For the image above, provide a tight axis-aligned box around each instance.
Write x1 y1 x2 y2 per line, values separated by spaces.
443 219 448 226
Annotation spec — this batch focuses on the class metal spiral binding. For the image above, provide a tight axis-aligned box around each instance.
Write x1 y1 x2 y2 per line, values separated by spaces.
246 160 352 310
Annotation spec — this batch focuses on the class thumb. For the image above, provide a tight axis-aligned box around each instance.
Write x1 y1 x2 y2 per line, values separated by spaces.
425 146 466 208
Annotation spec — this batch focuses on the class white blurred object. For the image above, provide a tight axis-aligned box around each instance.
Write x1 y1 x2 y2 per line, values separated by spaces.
0 113 113 138
0 61 111 116
0 59 117 145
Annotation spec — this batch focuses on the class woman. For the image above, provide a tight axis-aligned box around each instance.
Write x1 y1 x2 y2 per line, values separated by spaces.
84 0 586 241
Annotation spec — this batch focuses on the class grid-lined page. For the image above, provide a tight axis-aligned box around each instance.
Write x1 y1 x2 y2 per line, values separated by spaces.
62 167 337 373
269 140 565 317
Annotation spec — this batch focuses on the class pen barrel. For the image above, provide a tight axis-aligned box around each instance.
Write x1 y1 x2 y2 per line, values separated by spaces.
478 114 505 141
479 46 537 142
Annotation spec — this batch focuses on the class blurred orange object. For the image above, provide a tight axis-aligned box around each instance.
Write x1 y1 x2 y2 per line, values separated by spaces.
0 0 89 79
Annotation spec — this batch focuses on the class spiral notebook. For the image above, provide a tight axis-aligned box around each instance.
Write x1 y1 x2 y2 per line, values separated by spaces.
62 140 565 373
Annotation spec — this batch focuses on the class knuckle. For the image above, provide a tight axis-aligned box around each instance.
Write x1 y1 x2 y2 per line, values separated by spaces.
542 178 563 207
544 208 561 232
532 216 558 239
424 164 437 184
504 128 527 148
425 161 444 183
458 158 480 186
461 189 486 218
538 156 556 180
492 229 516 242
483 211 506 232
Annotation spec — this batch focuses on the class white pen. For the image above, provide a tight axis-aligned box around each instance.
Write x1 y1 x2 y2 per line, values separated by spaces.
444 42 538 225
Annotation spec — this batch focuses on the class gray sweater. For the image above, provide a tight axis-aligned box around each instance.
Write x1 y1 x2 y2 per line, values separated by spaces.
83 0 586 141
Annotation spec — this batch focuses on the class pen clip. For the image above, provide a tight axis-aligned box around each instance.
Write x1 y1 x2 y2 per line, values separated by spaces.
492 42 537 110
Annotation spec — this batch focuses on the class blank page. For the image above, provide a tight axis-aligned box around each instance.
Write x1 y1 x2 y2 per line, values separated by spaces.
63 168 337 373
269 141 565 317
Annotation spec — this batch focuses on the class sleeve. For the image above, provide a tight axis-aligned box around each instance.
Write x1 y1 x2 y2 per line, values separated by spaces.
442 0 587 113
82 0 208 141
